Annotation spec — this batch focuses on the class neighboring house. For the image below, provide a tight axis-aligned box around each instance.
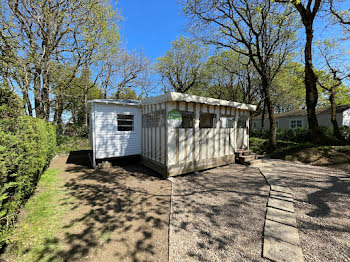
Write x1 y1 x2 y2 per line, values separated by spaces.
252 105 350 130
88 92 257 177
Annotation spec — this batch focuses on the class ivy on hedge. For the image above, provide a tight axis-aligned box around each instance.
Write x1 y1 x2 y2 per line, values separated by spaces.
0 87 56 248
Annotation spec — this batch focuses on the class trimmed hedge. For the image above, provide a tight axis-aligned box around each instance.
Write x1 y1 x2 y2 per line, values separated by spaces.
0 89 56 248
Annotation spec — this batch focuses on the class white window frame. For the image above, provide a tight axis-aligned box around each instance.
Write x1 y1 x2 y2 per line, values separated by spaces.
116 113 135 133
289 118 303 129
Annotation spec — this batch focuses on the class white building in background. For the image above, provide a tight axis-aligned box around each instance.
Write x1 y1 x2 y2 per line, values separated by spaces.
251 105 350 130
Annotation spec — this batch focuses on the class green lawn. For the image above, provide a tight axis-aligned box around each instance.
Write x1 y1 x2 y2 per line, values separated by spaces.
56 136 90 154
3 168 74 262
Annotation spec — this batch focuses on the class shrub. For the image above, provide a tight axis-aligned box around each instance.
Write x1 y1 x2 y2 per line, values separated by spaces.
0 88 56 249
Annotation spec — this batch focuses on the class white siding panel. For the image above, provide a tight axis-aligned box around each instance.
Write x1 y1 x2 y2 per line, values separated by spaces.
94 104 141 159
179 129 186 163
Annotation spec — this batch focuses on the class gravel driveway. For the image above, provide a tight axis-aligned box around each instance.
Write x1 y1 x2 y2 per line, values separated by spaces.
45 153 349 262
260 160 350 262
169 164 270 261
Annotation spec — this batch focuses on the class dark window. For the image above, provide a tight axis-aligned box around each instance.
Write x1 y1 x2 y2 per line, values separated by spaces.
237 116 247 128
117 114 134 131
200 113 215 128
178 111 194 128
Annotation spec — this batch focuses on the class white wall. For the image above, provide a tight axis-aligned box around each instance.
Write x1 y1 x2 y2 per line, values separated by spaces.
343 109 350 127
93 103 141 159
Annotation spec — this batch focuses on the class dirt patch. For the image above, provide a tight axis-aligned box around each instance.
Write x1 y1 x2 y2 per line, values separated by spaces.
261 160 350 261
46 151 171 262
169 164 269 261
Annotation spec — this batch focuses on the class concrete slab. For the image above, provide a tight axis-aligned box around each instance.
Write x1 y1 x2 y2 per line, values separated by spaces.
270 191 294 202
268 198 294 213
263 236 304 262
271 185 292 194
264 219 300 246
266 207 297 227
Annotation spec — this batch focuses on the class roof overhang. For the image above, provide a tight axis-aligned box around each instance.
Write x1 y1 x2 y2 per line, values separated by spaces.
87 99 140 107
141 92 257 111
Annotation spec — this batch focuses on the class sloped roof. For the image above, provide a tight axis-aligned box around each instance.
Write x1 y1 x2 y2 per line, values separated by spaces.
252 105 350 120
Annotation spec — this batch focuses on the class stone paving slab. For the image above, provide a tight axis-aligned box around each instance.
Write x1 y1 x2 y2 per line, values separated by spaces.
266 207 297 227
263 236 305 262
270 191 294 202
268 198 294 213
271 185 292 194
264 219 300 245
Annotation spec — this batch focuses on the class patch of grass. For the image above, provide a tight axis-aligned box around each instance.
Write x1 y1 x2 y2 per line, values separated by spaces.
250 137 313 156
3 168 74 262
250 137 350 166
57 136 90 154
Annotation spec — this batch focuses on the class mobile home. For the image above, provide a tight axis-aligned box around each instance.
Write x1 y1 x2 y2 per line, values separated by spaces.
89 92 257 177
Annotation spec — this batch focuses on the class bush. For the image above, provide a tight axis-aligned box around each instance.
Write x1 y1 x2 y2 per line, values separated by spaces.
0 89 56 249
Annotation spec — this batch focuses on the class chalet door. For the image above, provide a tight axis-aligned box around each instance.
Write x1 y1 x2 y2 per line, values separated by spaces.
236 115 248 150
236 127 245 149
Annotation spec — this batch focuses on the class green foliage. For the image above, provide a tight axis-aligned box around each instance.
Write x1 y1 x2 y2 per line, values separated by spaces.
3 168 74 262
0 92 56 248
155 35 206 93
57 136 90 154
0 86 23 118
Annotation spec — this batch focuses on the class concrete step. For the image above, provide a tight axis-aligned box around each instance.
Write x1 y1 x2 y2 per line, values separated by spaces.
240 154 258 162
235 150 252 157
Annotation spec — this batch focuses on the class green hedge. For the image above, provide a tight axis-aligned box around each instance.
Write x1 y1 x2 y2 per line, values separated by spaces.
0 89 56 248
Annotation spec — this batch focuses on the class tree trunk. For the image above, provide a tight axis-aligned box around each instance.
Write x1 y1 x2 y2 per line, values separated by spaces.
22 88 33 116
262 77 276 147
42 68 50 121
260 96 266 135
33 67 43 118
84 88 88 127
304 24 323 143
329 88 343 140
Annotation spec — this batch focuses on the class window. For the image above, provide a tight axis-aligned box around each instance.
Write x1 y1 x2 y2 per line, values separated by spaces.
200 113 215 128
237 116 247 128
142 110 166 128
253 121 258 129
221 116 234 128
178 111 194 128
117 114 134 131
276 120 279 128
289 119 302 129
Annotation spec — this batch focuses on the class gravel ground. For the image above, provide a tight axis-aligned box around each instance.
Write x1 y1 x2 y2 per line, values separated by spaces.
169 164 270 262
48 152 171 262
261 160 350 262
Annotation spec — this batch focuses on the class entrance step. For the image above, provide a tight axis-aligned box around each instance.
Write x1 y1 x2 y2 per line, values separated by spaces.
235 150 263 166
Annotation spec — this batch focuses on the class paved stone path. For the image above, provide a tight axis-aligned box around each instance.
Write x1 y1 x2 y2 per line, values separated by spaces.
259 166 305 262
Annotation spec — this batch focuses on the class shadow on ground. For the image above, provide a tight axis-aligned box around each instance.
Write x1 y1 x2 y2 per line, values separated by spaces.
37 151 171 262
169 164 269 262
261 160 350 261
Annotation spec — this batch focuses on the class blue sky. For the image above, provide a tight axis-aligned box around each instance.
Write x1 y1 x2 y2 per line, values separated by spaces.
117 0 188 61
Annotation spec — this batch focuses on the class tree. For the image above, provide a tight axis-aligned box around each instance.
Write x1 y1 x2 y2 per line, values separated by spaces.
184 0 298 146
316 40 350 140
155 35 206 93
0 0 120 121
100 48 152 99
271 62 305 113
196 50 261 105
276 0 329 143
